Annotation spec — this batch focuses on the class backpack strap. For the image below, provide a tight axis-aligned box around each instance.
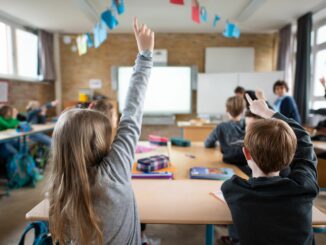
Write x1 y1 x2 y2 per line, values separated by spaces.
18 221 49 245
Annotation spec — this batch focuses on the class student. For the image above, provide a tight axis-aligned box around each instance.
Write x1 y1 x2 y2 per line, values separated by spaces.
273 80 301 123
205 96 247 170
221 94 318 245
0 105 19 162
89 99 118 128
26 100 58 146
48 18 154 245
235 86 273 109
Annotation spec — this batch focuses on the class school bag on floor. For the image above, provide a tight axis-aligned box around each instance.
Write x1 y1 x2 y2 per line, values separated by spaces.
30 143 50 171
19 221 53 245
7 152 42 188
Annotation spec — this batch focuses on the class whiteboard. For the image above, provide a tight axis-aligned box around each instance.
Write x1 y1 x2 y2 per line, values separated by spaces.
205 47 254 73
197 71 285 115
239 72 285 105
197 73 238 115
118 67 192 114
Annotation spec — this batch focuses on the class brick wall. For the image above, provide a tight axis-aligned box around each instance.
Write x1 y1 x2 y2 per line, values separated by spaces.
7 80 55 113
60 33 278 139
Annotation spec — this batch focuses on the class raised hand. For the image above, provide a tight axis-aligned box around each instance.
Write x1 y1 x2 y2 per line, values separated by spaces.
255 89 266 100
12 108 18 118
320 77 326 89
245 93 275 119
133 17 154 53
51 100 59 107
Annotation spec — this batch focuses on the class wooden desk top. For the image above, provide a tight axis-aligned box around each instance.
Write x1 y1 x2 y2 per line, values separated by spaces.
313 141 326 151
136 142 246 179
0 123 56 142
26 180 326 225
177 121 216 128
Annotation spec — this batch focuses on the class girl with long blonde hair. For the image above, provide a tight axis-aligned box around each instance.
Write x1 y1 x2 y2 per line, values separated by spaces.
48 18 154 245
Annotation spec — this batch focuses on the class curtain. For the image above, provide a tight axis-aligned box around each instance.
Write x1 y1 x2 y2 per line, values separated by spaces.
277 24 292 84
38 30 56 81
294 12 312 124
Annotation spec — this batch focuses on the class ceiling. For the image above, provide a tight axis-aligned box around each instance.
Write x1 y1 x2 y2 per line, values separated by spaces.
0 0 325 34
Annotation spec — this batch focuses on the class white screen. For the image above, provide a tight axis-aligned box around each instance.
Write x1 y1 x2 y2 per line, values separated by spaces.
118 67 192 114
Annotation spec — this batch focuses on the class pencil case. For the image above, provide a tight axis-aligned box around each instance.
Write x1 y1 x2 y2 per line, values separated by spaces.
137 155 169 173
149 135 169 146
16 122 33 133
170 137 191 147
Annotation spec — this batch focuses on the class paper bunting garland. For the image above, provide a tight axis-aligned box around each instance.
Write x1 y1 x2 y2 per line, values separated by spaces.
101 9 119 30
170 0 241 39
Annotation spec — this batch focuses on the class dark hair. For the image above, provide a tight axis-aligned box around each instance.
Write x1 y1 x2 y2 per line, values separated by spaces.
90 99 114 119
0 105 13 118
273 80 289 93
244 110 262 119
234 86 245 94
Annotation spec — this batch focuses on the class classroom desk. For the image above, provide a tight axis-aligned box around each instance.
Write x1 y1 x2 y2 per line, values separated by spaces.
135 141 246 179
25 142 326 245
0 123 56 143
177 121 216 141
312 141 326 188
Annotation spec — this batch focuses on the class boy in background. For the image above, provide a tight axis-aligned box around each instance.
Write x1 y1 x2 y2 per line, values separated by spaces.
205 96 247 173
222 94 318 245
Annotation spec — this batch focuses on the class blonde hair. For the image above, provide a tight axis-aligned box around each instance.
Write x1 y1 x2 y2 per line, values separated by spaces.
48 109 112 245
226 96 245 118
244 118 297 174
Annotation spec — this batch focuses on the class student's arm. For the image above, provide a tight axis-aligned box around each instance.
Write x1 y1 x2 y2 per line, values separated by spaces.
102 18 154 181
204 126 220 148
27 109 42 123
0 117 19 129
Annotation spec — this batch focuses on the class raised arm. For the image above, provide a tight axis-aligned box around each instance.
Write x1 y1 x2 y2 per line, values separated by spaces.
246 94 318 189
103 18 154 181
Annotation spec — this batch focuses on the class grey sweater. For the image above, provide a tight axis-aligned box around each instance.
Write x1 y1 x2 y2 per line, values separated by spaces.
94 54 152 245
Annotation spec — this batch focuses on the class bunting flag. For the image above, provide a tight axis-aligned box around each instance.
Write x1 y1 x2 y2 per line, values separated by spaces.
170 0 184 5
213 15 221 27
191 0 200 24
86 33 93 48
101 9 119 30
200 6 208 22
223 22 241 38
76 35 87 56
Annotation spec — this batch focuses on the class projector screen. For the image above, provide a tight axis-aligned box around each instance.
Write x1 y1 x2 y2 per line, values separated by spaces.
118 66 192 114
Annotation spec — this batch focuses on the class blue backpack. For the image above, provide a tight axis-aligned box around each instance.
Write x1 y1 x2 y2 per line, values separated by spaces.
19 221 53 245
7 152 42 188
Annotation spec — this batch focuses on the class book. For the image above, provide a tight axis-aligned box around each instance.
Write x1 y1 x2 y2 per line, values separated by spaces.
210 190 227 204
132 172 173 179
189 167 234 180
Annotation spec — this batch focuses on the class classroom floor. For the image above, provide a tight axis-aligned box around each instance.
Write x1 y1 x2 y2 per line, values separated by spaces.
1 168 326 245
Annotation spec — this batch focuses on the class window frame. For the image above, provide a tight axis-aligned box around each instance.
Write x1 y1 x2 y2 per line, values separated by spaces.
0 16 41 82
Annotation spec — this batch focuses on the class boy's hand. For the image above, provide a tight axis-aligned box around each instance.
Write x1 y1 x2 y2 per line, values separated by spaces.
320 77 326 89
133 17 154 53
246 93 275 119
12 108 18 118
51 100 59 107
255 89 266 100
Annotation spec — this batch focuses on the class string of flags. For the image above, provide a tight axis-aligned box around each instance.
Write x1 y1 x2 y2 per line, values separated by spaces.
73 0 125 56
69 0 240 56
170 0 241 39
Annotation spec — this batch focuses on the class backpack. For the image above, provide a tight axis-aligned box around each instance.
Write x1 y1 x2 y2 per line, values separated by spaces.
7 152 43 188
30 143 50 171
19 221 53 245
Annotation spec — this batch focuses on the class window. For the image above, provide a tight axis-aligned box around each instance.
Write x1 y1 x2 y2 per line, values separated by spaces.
16 29 38 78
0 21 13 75
311 20 326 110
0 20 39 81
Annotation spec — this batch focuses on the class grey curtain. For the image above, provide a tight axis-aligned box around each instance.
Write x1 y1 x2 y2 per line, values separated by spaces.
294 13 312 124
277 24 292 71
38 30 56 81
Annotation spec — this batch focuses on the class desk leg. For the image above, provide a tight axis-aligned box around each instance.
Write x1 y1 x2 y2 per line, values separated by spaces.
205 224 214 245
